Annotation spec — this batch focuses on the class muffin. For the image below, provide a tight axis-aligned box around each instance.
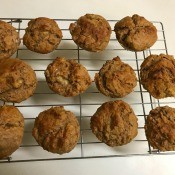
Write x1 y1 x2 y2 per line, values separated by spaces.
45 57 91 97
23 17 62 54
140 54 175 99
0 105 24 159
114 14 157 51
90 100 138 147
145 106 175 151
32 106 80 154
95 56 137 98
0 20 20 59
0 58 37 103
69 14 111 52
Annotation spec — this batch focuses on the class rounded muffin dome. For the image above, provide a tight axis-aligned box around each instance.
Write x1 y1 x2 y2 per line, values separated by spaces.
69 14 111 52
0 58 37 103
91 100 138 147
32 106 80 154
114 14 157 51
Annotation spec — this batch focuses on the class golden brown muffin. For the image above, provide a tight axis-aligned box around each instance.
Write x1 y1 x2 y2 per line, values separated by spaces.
0 20 20 59
45 57 91 97
114 14 157 51
95 57 137 98
0 105 24 159
145 106 175 151
0 58 37 103
90 100 138 147
69 14 111 52
140 54 175 99
23 17 62 54
32 106 80 154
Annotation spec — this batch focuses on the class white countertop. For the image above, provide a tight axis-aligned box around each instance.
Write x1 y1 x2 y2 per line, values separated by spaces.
0 0 175 174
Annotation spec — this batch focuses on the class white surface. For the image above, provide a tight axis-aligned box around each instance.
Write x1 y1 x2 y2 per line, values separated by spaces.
0 155 175 175
0 0 175 174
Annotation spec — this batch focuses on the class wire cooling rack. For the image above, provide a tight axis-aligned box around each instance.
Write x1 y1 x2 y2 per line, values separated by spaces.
0 18 174 163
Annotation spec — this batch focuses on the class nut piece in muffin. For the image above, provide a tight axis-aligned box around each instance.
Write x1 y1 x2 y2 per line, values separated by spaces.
0 20 20 59
90 100 138 147
32 106 80 154
145 106 175 151
95 56 137 98
0 105 24 159
45 57 91 97
140 54 175 99
0 58 37 103
114 14 157 51
69 14 111 52
23 17 62 54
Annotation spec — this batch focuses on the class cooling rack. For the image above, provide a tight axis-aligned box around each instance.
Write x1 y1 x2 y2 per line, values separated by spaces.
0 18 174 163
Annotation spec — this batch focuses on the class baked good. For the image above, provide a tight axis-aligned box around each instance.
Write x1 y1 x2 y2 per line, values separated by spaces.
145 106 175 151
32 106 80 154
94 56 137 98
0 58 37 103
0 20 20 59
140 54 175 99
69 14 111 52
90 100 138 147
114 14 157 51
23 17 62 54
0 105 24 159
45 57 91 97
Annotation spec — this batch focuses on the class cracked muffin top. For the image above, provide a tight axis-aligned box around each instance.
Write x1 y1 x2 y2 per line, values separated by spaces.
23 17 62 54
90 100 138 147
69 14 111 52
0 58 37 103
32 106 80 154
0 20 20 59
140 54 175 99
0 105 24 159
45 57 92 97
145 106 175 151
114 14 157 51
95 56 137 98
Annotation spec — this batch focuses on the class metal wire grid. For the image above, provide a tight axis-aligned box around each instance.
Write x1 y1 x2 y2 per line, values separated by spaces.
0 18 174 163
